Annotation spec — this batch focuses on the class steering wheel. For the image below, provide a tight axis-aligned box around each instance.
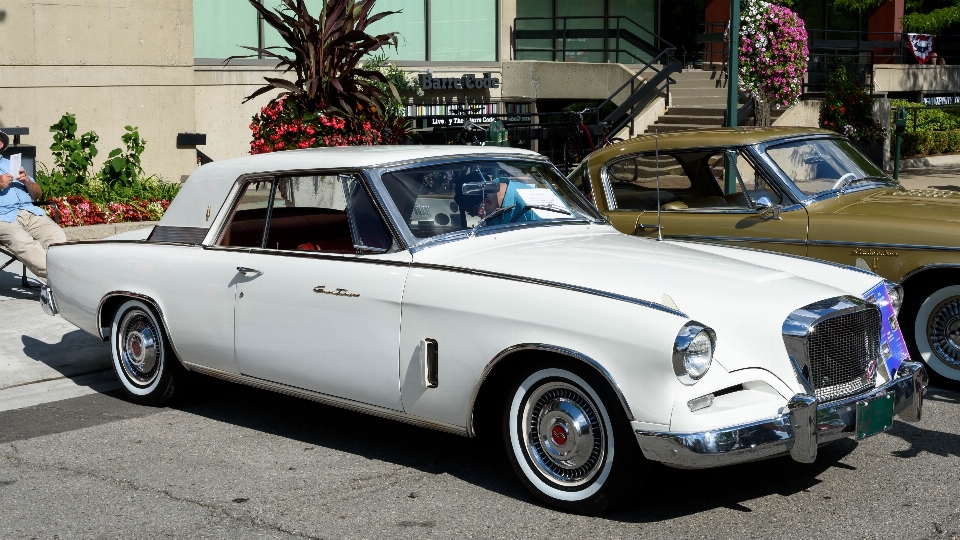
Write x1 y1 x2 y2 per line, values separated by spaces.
832 172 858 191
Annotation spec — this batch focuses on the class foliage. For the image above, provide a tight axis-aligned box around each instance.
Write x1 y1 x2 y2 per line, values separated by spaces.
35 113 179 223
820 68 886 143
739 0 809 110
891 99 960 132
49 196 170 227
234 0 413 151
47 113 99 189
902 1 960 32
231 0 400 119
834 0 887 13
249 95 392 153
901 129 960 156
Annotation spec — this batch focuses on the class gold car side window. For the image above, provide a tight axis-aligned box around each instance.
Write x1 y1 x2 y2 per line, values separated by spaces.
606 154 695 211
705 153 783 209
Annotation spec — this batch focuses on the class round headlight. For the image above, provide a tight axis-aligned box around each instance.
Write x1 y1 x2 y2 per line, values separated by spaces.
885 281 904 316
684 331 714 379
673 322 716 385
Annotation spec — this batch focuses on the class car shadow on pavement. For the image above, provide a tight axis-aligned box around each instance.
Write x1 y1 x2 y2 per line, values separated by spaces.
0 266 41 300
17 331 111 380
167 373 959 520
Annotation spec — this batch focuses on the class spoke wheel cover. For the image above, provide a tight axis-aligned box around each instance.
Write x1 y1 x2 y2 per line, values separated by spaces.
117 309 162 387
522 381 606 488
928 295 960 370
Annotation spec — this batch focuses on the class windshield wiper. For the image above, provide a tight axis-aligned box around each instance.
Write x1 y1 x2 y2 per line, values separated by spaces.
469 205 516 237
521 204 572 216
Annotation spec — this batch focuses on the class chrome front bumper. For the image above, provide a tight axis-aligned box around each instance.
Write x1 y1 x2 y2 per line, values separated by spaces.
40 284 58 316
635 362 927 469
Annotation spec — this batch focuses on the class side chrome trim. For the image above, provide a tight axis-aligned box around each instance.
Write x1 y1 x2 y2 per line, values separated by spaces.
465 343 636 437
898 263 960 285
666 234 807 246
808 239 960 253
410 262 687 318
635 362 925 469
184 362 468 436
96 291 188 368
203 245 412 267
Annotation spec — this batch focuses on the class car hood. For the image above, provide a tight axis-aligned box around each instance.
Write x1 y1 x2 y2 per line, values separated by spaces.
411 224 883 387
809 187 960 250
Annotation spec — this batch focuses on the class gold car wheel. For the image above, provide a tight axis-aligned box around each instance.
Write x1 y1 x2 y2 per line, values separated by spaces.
916 285 960 380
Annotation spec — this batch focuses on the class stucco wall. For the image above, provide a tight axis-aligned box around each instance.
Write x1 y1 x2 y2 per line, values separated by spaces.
874 65 960 94
0 0 197 183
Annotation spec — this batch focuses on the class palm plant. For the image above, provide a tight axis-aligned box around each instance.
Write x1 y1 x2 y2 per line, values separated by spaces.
230 0 402 119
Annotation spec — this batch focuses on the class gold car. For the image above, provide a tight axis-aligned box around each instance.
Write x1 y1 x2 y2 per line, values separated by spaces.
571 127 960 382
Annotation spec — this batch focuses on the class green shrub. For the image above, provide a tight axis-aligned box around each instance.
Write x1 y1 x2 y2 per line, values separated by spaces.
36 113 179 205
891 99 960 133
900 129 960 157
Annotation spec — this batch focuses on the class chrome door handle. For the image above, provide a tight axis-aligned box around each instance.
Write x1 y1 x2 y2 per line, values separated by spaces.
237 267 263 276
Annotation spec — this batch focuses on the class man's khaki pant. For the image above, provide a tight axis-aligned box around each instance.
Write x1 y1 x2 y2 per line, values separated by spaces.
0 209 67 280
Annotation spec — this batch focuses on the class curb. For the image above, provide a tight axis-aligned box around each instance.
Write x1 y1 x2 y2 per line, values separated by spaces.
900 153 960 170
63 221 158 242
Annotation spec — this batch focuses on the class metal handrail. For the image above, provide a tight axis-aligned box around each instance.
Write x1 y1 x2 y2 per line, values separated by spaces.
896 103 960 132
513 15 677 64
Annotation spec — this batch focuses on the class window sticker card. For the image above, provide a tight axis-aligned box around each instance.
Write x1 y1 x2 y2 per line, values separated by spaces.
516 188 569 218
863 281 909 376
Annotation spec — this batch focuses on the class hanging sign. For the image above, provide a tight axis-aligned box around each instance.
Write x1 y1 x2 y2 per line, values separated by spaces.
908 34 935 65
418 72 500 91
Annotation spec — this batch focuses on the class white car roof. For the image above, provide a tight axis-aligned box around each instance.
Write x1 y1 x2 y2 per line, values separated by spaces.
161 145 545 230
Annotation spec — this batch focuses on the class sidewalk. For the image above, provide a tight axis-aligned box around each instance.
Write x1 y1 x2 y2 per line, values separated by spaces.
0 264 118 412
897 166 960 192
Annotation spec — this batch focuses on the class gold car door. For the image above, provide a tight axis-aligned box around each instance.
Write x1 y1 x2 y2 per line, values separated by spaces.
606 150 809 256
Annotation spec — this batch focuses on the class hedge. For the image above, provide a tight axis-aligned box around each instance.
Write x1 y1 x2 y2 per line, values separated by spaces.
901 130 960 158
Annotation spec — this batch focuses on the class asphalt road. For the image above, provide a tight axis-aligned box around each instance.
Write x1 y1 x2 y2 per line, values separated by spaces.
0 373 958 539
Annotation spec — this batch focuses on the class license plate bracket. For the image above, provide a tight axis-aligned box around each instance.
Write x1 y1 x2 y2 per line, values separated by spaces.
856 393 895 439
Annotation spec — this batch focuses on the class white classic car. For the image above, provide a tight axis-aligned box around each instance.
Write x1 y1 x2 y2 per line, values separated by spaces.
41 146 926 514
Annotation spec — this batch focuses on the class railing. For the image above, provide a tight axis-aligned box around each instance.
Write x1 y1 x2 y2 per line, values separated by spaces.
512 15 667 64
807 29 960 65
805 49 875 93
896 103 960 132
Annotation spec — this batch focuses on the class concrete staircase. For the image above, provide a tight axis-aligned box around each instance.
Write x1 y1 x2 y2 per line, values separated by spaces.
643 68 786 134
646 69 726 134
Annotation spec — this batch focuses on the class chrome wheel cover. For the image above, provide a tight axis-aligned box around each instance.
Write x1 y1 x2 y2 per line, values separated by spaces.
117 309 162 386
928 295 960 370
521 381 605 487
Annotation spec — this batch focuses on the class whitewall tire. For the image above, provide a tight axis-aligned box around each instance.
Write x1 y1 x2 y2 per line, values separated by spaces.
914 285 960 382
111 299 181 405
503 365 644 514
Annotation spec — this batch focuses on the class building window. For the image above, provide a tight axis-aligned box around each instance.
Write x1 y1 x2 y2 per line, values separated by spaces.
195 0 496 62
194 0 260 59
429 0 497 61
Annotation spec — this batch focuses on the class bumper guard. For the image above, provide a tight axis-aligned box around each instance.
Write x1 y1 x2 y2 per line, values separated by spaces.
635 361 927 468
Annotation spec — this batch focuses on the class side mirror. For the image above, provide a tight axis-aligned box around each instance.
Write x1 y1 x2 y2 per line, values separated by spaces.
754 196 782 220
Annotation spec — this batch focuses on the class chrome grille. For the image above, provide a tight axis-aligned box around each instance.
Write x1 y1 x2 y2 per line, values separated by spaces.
807 308 880 402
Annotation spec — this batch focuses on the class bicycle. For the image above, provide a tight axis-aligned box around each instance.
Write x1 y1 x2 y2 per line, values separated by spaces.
562 108 622 169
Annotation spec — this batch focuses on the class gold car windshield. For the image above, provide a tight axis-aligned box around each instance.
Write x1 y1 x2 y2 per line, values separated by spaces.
765 139 892 197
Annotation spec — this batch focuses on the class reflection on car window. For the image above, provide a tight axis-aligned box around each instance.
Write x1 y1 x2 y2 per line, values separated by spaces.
765 139 889 197
380 160 600 240
606 154 694 211
705 153 782 208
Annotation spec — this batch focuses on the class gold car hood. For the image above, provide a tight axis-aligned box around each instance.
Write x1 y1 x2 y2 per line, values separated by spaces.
830 187 960 221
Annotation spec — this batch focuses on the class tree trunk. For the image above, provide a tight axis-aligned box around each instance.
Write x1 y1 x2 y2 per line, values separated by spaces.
754 97 771 127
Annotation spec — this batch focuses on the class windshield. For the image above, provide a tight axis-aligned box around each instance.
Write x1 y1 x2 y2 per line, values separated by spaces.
380 160 602 241
764 138 893 197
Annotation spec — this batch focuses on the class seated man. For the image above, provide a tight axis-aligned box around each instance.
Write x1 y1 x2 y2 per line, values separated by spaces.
0 152 66 281
475 180 542 225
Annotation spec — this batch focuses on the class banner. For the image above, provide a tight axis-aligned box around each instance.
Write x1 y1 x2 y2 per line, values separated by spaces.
908 33 935 65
